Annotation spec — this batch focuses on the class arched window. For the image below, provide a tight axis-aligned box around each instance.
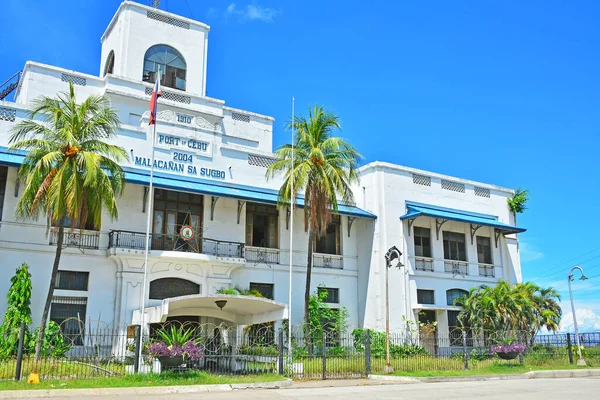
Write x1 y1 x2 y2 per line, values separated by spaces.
446 289 468 306
149 278 200 300
103 50 115 77
142 45 187 91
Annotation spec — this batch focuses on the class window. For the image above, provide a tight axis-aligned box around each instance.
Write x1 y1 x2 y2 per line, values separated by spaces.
103 50 115 76
149 278 200 300
413 227 431 257
318 287 339 303
143 45 187 91
50 296 87 345
0 166 7 221
443 231 467 261
477 236 492 264
448 310 473 346
417 289 434 305
55 271 89 291
59 215 99 231
152 189 203 251
315 215 341 255
245 203 278 248
446 289 468 306
249 282 274 300
322 308 341 347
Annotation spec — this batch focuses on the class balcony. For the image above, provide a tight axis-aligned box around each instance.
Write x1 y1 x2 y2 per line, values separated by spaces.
49 228 100 250
414 257 434 272
313 253 343 270
478 264 496 278
245 246 280 265
108 230 244 258
444 260 469 277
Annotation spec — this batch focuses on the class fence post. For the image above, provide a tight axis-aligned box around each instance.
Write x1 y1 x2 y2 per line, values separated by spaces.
567 333 574 364
462 330 469 370
14 322 26 381
322 331 327 380
278 329 284 375
365 329 371 377
517 332 524 366
133 325 141 373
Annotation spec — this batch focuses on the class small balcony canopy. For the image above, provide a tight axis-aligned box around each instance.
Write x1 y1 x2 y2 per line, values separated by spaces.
400 201 526 245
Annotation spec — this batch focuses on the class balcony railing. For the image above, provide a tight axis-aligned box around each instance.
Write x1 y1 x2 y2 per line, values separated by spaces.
444 260 469 277
108 230 244 258
313 253 343 269
50 229 100 250
478 264 496 278
414 257 434 272
245 246 280 265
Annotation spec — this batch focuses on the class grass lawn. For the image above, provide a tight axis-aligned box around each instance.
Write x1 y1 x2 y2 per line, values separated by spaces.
385 363 600 378
0 371 284 391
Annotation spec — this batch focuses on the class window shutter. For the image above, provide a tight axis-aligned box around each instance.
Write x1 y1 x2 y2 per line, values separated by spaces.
268 215 278 248
245 212 253 245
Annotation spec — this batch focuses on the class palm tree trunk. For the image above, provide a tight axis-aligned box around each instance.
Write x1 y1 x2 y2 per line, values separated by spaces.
35 217 65 361
304 229 315 341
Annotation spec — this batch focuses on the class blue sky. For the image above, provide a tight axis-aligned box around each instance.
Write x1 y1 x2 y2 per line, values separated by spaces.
1 1 599 330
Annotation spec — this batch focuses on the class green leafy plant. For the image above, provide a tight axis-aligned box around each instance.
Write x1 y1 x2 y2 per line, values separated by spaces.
27 321 71 357
351 329 429 358
0 264 33 359
216 288 238 295
216 286 265 297
155 326 196 347
307 288 349 349
507 187 529 214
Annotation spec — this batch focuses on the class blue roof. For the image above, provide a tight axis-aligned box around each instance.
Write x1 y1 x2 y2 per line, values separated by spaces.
0 147 376 219
400 201 525 234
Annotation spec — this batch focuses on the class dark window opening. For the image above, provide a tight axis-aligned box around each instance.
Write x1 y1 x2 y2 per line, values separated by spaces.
149 278 200 300
104 50 115 76
152 189 203 251
417 289 435 305
55 271 89 291
443 231 467 261
245 203 278 248
0 166 8 221
315 215 341 255
446 288 468 306
477 236 492 264
318 287 339 303
249 282 274 300
448 310 473 346
414 227 431 257
143 45 187 91
50 296 87 345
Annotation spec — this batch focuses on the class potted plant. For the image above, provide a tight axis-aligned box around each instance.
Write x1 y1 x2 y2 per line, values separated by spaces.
492 339 526 360
148 326 204 369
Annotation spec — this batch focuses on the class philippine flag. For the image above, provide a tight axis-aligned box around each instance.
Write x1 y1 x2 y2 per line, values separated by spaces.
148 72 162 125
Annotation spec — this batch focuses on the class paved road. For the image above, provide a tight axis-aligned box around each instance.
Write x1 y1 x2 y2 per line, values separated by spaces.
13 377 600 400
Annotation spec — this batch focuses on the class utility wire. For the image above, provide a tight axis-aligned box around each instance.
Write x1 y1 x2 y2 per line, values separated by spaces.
183 0 195 19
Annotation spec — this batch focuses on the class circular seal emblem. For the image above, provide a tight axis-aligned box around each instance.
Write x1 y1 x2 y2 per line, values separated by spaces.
179 225 195 241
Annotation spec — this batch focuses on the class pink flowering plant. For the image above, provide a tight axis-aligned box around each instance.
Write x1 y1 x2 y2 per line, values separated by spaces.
147 326 203 361
492 338 526 354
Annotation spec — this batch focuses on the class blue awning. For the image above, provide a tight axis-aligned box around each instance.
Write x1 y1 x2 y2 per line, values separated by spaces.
400 201 525 234
0 148 376 219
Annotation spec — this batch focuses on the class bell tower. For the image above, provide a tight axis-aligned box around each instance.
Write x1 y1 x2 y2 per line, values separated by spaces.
99 1 210 96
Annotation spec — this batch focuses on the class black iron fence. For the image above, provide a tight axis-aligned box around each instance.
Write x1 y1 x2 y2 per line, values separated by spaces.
108 230 244 258
1 320 599 381
245 247 281 265
49 229 100 250
313 253 343 269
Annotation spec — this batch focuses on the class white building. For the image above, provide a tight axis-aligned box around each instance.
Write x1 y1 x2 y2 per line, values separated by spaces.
0 1 524 339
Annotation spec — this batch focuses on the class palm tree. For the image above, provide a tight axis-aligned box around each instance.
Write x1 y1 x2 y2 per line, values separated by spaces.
9 82 128 359
266 105 361 330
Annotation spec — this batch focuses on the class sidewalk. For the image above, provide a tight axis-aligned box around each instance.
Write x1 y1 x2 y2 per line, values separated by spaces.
368 368 600 383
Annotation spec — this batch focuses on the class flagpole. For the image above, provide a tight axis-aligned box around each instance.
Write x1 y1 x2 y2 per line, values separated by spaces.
139 71 160 366
288 96 294 361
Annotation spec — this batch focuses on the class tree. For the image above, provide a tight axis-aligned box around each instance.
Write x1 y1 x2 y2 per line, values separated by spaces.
8 82 128 359
454 280 561 342
0 263 33 359
507 187 529 224
266 105 361 331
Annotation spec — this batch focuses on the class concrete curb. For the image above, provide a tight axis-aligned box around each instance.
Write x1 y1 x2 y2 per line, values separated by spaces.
0 379 293 398
369 369 600 383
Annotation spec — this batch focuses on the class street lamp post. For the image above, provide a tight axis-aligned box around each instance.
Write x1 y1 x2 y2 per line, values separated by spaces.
567 265 588 366
384 246 403 374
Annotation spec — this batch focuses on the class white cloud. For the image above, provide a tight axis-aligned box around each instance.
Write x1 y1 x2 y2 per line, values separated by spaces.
559 308 600 332
520 242 544 262
226 3 279 23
